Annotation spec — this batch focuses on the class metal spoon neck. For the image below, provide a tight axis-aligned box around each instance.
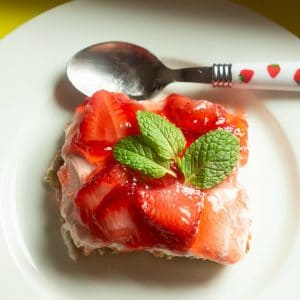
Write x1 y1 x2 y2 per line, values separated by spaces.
158 66 213 85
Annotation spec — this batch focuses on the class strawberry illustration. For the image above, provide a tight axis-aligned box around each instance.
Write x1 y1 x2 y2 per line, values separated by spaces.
294 68 300 86
267 64 280 78
238 69 254 83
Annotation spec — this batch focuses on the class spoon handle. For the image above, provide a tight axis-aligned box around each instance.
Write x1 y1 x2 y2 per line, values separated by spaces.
172 63 300 91
212 63 300 91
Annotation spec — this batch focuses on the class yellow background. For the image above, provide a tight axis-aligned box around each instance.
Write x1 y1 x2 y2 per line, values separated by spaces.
0 0 299 38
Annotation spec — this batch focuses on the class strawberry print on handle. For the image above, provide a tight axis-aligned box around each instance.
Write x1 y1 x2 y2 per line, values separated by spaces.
238 69 254 84
294 69 300 86
267 64 281 78
227 62 300 91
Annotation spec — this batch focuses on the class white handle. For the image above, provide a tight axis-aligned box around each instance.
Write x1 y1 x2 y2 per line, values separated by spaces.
212 63 300 91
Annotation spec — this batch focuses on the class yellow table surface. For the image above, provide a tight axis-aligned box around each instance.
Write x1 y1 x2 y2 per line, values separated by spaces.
0 0 299 38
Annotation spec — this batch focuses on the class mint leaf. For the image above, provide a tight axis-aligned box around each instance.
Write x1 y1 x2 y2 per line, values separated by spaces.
113 135 176 178
181 129 239 189
137 111 186 160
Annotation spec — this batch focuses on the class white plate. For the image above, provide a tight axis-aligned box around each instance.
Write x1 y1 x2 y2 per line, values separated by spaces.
0 1 299 299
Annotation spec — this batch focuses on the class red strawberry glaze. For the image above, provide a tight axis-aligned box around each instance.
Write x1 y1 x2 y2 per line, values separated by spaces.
61 90 249 257
74 164 128 240
163 94 226 136
68 91 248 165
94 184 161 249
136 181 204 251
69 90 143 163
162 94 248 164
74 161 204 251
69 91 166 164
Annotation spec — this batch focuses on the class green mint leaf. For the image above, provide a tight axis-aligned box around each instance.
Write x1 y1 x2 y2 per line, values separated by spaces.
181 129 239 189
113 135 176 178
137 111 186 160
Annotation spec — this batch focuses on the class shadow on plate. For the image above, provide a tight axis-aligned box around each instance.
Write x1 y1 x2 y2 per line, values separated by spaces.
42 185 224 287
252 90 300 102
54 74 85 112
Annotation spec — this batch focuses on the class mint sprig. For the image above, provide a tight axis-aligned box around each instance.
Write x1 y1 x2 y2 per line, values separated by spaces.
137 111 186 160
113 111 240 189
113 136 176 178
181 129 240 189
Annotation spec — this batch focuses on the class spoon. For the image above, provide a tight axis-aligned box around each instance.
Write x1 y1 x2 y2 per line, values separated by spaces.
67 41 300 99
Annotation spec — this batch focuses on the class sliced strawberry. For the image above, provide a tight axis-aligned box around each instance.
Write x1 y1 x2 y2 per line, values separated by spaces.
163 94 226 136
163 93 248 164
93 186 140 245
74 164 129 239
79 90 138 143
136 182 203 250
221 113 248 165
71 90 143 163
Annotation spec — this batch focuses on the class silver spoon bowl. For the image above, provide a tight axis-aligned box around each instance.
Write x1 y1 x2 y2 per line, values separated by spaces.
67 41 212 99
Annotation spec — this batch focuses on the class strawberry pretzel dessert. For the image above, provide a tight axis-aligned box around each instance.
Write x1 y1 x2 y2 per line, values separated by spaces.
47 90 251 264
